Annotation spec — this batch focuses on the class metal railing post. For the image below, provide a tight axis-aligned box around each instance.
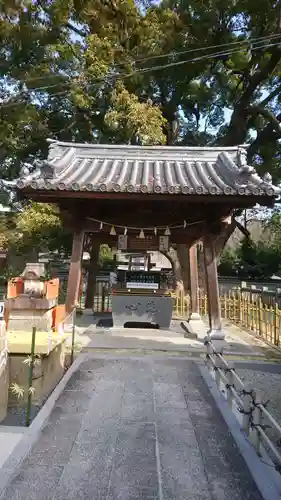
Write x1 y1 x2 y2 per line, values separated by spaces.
252 389 262 456
205 342 212 372
214 355 222 388
242 383 252 436
204 339 281 469
226 361 235 409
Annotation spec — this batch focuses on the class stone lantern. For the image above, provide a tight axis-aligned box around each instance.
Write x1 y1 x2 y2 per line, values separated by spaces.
21 263 45 297
5 263 58 332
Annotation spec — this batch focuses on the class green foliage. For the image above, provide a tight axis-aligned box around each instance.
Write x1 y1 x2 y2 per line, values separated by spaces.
16 202 61 236
10 382 36 399
14 202 72 255
10 383 24 399
0 203 72 268
264 209 281 248
219 236 281 279
2 0 281 255
99 245 114 268
218 248 239 277
1 0 281 174
104 84 167 144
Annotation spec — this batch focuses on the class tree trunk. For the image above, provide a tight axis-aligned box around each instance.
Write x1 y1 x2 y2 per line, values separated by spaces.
162 247 183 291
85 239 100 309
162 245 190 293
176 244 190 293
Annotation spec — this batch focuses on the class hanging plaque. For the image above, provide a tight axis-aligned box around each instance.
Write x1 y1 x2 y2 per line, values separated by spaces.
118 235 128 250
128 236 158 250
159 235 169 252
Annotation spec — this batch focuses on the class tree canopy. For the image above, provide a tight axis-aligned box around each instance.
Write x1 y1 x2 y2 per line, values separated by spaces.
2 0 281 270
218 210 281 279
1 0 281 179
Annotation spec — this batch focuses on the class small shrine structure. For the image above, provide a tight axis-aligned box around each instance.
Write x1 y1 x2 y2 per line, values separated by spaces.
5 139 280 339
5 263 60 332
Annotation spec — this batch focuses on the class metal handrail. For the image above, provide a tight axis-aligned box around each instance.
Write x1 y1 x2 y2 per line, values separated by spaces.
205 339 281 471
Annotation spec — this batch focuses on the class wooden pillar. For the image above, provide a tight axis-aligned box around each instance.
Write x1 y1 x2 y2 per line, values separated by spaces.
66 229 85 313
203 233 224 340
189 244 200 318
85 238 100 309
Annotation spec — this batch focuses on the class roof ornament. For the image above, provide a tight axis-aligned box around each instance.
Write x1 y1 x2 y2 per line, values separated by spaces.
236 147 253 174
20 163 32 178
237 147 256 175
239 164 256 174
0 179 17 189
32 160 54 179
237 148 256 175
46 139 61 161
41 161 54 179
263 172 272 184
33 159 43 169
237 147 248 167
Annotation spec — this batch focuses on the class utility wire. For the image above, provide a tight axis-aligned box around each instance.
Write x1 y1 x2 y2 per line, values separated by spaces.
1 38 281 110
2 32 281 86
135 32 281 63
130 40 281 76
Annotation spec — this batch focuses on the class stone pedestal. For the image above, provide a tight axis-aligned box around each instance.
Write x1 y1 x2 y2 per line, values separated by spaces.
112 295 173 329
187 313 206 340
207 329 226 340
5 296 56 332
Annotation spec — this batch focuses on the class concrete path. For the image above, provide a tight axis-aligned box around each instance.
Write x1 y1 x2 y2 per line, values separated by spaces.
0 354 263 500
0 427 24 467
74 312 266 357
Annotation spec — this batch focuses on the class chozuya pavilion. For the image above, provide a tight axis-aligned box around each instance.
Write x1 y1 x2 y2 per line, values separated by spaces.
4 139 280 340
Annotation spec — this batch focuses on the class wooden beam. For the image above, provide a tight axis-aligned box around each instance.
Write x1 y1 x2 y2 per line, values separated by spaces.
189 244 199 317
212 218 237 256
19 189 275 207
60 205 231 230
203 233 224 340
66 229 85 313
84 236 100 309
235 220 250 238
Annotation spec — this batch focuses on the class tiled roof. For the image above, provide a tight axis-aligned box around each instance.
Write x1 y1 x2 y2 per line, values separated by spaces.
12 140 280 197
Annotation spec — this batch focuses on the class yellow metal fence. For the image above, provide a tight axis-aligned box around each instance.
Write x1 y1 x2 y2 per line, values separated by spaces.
172 291 191 318
173 290 281 347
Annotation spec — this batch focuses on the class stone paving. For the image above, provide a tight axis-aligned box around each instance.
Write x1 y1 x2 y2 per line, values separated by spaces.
74 313 269 357
0 355 263 500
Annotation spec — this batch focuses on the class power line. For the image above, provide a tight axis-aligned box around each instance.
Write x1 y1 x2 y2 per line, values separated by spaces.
134 32 281 63
1 38 281 110
3 32 281 86
129 40 281 76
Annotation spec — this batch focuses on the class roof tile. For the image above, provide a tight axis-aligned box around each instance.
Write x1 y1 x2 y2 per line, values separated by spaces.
15 140 280 197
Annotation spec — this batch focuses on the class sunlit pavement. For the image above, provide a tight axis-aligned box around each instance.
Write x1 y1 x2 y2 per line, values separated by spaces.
0 353 263 500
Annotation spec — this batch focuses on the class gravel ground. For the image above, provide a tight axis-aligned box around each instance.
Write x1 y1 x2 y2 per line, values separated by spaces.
235 363 281 461
1 405 41 427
